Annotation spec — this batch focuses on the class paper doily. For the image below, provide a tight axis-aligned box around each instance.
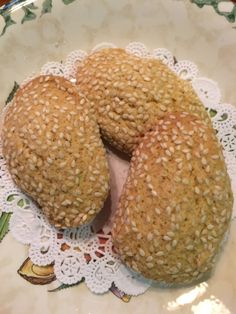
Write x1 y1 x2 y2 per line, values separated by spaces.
1 42 236 296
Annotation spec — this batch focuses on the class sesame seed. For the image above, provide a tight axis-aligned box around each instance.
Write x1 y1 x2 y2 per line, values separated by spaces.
147 232 153 241
59 161 67 168
147 183 153 190
166 207 172 215
172 240 178 247
177 163 183 170
155 208 161 215
94 192 102 197
126 251 133 257
146 256 153 262
82 214 88 222
167 231 175 238
127 195 134 201
160 105 167 111
137 233 142 240
186 245 194 250
195 187 200 194
139 248 146 257
156 251 164 257
76 197 83 203
174 177 181 183
221 209 226 217
143 165 148 171
186 153 191 161
47 157 53 164
146 175 151 183
201 157 207 165
182 178 189 185
151 190 158 197
61 199 72 206
207 224 214 230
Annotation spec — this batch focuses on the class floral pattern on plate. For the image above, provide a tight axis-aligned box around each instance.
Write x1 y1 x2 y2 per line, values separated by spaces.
0 0 76 36
192 0 236 23
0 0 235 37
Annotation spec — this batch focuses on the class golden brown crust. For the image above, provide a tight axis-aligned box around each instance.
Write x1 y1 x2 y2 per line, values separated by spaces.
2 75 109 228
76 48 211 154
112 112 233 285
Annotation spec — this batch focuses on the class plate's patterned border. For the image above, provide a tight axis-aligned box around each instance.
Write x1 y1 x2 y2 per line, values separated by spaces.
0 0 76 36
192 0 236 23
0 0 235 37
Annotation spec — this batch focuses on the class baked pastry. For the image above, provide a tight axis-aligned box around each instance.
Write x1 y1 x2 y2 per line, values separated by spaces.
112 112 233 285
2 75 109 228
76 48 211 154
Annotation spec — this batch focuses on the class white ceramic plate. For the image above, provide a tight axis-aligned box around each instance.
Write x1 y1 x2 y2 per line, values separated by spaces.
0 1 236 313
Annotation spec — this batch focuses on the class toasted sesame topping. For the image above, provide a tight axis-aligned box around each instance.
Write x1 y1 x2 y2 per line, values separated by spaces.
102 53 233 284
139 248 146 257
147 232 153 241
163 235 172 241
155 208 161 215
3 75 109 229
194 187 201 194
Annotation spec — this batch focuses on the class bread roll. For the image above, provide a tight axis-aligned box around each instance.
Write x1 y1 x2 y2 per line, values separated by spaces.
112 112 233 285
76 48 211 154
2 75 109 228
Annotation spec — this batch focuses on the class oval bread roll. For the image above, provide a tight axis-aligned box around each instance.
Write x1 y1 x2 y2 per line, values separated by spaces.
2 75 109 228
76 48 211 154
112 112 233 285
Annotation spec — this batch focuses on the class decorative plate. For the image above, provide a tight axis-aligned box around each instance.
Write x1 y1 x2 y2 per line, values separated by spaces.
0 1 236 314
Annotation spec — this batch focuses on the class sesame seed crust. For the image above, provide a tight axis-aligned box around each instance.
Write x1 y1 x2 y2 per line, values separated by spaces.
2 75 109 229
76 48 211 155
111 112 233 285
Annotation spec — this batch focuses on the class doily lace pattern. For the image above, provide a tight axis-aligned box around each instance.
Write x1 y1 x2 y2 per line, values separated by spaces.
0 149 151 295
1 42 236 295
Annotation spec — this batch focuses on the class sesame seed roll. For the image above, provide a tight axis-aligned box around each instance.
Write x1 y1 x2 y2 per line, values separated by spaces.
112 112 233 285
2 75 110 228
76 48 211 155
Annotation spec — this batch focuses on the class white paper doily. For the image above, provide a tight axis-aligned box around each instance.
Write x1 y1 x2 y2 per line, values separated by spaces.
1 42 236 296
